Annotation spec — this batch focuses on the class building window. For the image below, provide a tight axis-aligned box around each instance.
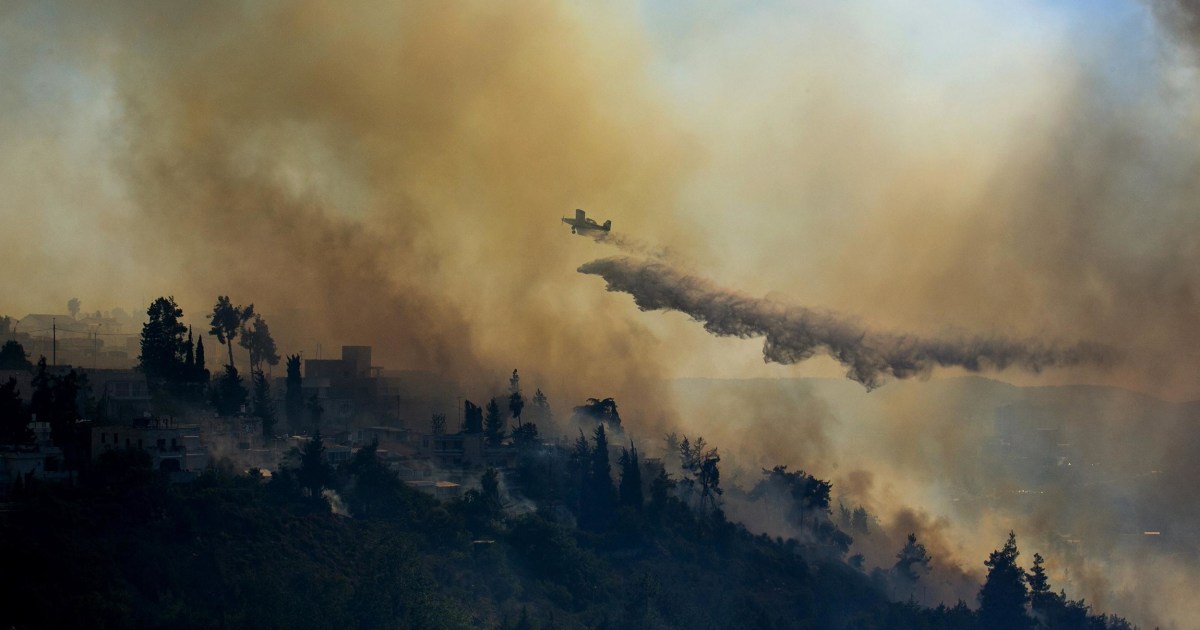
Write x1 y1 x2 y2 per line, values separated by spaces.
156 438 166 450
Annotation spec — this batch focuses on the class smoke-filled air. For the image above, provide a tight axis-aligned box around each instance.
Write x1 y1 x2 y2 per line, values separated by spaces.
3 1 1200 629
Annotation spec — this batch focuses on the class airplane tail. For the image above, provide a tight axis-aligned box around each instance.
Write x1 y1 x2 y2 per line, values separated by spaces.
603 220 612 231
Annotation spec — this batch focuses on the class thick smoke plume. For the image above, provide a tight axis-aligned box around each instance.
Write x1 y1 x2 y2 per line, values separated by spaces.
580 256 1116 390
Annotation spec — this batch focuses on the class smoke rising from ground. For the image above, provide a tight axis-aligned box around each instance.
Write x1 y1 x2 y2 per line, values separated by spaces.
580 256 1115 390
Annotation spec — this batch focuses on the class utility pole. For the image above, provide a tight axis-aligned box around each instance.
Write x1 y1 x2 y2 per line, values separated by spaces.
52 318 56 367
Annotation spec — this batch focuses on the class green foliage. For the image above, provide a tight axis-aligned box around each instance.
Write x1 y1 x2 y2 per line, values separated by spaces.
0 339 33 371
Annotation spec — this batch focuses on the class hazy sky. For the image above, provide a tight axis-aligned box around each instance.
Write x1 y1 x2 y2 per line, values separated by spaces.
1 0 1198 400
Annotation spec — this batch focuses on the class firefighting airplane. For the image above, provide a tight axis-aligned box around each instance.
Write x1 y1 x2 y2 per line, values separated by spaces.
562 209 612 234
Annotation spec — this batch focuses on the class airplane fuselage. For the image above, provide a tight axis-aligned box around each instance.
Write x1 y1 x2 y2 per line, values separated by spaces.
562 209 611 234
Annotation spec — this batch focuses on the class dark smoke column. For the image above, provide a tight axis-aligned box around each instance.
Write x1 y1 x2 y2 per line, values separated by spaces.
578 257 1116 390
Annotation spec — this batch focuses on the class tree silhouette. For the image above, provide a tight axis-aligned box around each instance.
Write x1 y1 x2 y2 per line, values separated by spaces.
430 412 446 436
306 395 324 433
582 423 616 530
214 365 248 416
484 398 505 447
184 328 195 375
530 388 552 427
0 340 33 371
194 334 209 382
139 297 187 386
618 444 643 511
511 421 539 447
344 437 401 519
508 369 525 428
0 377 33 446
208 296 254 371
238 314 280 373
252 370 276 441
572 397 621 429
697 448 722 513
463 400 483 434
285 354 303 435
979 531 1031 630
67 298 80 319
297 429 332 500
893 533 932 598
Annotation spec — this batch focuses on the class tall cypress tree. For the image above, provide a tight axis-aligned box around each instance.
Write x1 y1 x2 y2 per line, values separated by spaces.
184 328 195 374
285 355 303 435
194 335 208 382
583 423 616 529
618 444 643 511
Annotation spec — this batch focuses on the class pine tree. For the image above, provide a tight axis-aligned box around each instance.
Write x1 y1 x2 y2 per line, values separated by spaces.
531 388 551 426
215 365 248 416
297 429 331 500
508 369 525 428
893 533 932 598
484 397 505 447
138 296 187 386
979 531 1031 630
1026 552 1058 616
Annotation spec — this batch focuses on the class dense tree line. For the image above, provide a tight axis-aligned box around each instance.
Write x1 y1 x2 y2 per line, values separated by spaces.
0 422 1139 629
